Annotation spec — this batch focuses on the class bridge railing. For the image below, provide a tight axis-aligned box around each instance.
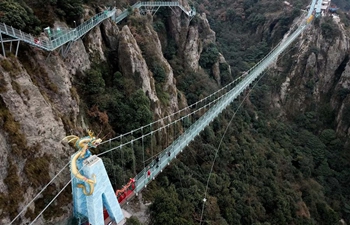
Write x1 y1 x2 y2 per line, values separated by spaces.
134 24 308 194
139 1 180 6
0 8 116 51
0 1 193 53
132 1 194 16
0 23 53 50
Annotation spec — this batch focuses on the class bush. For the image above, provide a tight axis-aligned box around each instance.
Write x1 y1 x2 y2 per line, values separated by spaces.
1 160 24 219
152 62 167 83
0 75 7 93
164 38 177 60
0 96 27 156
199 43 219 69
321 17 340 40
219 62 232 85
246 13 266 29
341 103 350 125
24 155 51 188
126 216 142 225
0 0 41 34
0 60 13 72
55 0 83 22
153 20 165 32
84 67 106 95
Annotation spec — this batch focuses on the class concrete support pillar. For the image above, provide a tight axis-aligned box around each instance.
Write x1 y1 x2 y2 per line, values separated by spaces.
71 155 124 225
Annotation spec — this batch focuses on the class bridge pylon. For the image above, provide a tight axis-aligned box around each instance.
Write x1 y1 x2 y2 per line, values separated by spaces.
71 154 125 225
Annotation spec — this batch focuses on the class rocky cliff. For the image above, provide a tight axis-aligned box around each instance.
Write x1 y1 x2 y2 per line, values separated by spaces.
0 1 230 223
270 15 350 139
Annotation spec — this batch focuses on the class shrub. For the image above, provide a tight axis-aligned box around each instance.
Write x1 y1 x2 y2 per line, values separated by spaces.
164 39 177 60
0 59 13 71
341 103 350 124
0 73 8 93
126 216 142 225
246 13 266 29
156 83 170 106
0 0 41 34
219 62 232 85
0 96 27 156
11 81 21 95
199 43 220 69
1 160 24 219
55 0 83 22
24 154 50 188
321 17 340 40
153 20 165 32
152 62 167 83
84 67 106 95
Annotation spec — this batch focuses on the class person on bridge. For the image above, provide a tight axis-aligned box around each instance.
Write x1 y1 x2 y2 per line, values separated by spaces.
156 156 160 168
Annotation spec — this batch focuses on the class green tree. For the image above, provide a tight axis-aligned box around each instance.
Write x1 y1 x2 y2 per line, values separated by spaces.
0 0 41 33
321 17 340 40
84 67 106 95
55 0 83 22
126 216 142 225
199 43 220 69
149 185 194 225
316 202 339 224
152 62 167 83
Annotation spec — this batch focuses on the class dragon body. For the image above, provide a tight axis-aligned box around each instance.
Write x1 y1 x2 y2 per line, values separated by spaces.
63 130 102 196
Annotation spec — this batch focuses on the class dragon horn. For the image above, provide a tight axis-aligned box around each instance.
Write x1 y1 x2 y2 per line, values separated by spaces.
62 135 79 143
87 129 94 138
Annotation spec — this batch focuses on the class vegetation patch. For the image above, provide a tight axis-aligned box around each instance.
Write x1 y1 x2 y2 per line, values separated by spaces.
0 59 13 72
0 159 24 220
0 71 8 93
152 62 167 83
0 96 27 156
24 154 50 188
25 183 70 220
11 80 21 95
75 63 153 135
199 43 220 70
321 17 341 41
155 83 170 106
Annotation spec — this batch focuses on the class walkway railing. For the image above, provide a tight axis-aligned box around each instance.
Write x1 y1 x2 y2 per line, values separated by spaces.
133 23 308 193
0 1 194 54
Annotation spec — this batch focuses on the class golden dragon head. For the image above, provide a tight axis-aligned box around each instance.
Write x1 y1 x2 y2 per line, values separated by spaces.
63 129 102 151
85 130 102 149
63 129 102 196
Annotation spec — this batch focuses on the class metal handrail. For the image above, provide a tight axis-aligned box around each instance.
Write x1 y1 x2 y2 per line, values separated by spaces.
0 1 194 52
133 24 309 193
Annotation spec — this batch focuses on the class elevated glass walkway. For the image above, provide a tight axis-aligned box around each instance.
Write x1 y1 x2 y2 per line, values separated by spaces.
0 1 195 56
133 22 309 194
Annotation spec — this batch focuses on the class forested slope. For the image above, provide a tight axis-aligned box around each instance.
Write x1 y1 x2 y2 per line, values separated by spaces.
0 0 350 224
144 0 350 225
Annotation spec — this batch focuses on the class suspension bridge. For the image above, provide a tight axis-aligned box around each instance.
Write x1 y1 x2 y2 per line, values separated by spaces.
6 0 326 224
0 1 195 57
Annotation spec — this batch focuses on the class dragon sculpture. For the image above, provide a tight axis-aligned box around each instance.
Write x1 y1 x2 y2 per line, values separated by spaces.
63 130 102 196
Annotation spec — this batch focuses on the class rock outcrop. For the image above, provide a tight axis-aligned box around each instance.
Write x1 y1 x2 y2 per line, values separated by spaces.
0 1 232 223
271 15 350 137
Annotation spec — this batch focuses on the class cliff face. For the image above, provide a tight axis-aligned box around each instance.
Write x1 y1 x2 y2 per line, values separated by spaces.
0 1 229 223
0 39 87 224
270 15 350 138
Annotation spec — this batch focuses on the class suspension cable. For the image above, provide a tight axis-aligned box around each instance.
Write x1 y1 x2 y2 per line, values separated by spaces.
199 71 267 225
198 34 300 224
16 22 301 223
9 162 70 225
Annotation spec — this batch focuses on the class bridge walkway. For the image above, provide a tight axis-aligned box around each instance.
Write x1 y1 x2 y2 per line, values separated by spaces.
133 22 309 194
0 1 195 56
